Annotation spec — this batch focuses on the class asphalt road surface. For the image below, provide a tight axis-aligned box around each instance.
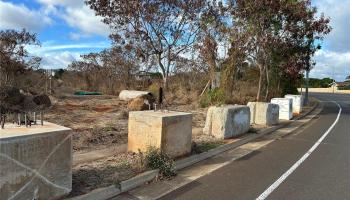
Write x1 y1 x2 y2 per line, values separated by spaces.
160 93 350 200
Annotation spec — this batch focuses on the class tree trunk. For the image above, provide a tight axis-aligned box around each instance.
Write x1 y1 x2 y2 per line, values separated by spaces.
158 53 168 89
264 65 270 101
257 65 263 102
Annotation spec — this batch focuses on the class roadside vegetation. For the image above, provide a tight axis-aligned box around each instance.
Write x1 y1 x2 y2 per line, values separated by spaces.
0 0 331 197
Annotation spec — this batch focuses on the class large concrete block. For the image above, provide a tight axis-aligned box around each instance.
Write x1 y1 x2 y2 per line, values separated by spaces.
247 102 279 126
271 98 293 120
128 111 192 158
0 122 72 200
119 90 152 101
203 105 250 139
285 94 303 115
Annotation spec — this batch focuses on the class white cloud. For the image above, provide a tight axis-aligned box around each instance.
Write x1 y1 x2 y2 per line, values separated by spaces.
27 41 110 54
314 0 350 53
26 41 110 69
36 0 110 37
63 6 110 37
311 0 350 81
36 0 84 8
0 1 52 31
40 51 81 69
311 49 350 81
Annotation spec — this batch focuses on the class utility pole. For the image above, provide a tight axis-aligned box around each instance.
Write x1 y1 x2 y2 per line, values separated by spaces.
304 69 309 106
332 65 335 94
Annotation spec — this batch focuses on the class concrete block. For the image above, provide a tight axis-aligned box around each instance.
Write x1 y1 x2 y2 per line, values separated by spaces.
0 122 72 200
203 105 250 139
247 102 279 126
271 98 293 120
285 94 303 115
119 90 152 101
128 111 192 158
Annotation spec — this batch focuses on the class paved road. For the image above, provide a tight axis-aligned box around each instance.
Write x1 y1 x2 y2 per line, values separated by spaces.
160 93 350 200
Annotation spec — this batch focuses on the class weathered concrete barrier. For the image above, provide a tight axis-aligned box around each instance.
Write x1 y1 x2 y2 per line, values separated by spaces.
203 105 250 139
0 122 72 200
128 111 192 158
285 94 303 115
119 90 152 101
271 98 293 120
247 102 279 126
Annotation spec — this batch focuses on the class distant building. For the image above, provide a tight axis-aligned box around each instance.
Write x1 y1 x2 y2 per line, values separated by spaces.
335 81 350 89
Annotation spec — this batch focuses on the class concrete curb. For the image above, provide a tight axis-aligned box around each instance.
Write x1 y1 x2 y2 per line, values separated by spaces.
68 100 320 200
68 170 159 200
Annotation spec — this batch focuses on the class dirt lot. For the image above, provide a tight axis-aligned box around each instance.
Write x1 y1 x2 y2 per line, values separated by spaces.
46 95 221 197
46 95 129 153
46 95 210 153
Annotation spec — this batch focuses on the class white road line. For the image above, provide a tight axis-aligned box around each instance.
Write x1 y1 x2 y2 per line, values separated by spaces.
256 101 342 200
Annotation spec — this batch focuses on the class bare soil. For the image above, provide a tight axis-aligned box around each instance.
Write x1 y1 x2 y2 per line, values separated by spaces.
46 95 129 153
46 95 216 198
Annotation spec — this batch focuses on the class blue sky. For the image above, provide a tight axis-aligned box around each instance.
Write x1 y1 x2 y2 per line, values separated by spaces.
1 0 349 81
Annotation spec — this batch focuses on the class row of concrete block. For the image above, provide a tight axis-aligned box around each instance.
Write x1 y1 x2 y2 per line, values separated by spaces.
128 94 303 158
0 94 303 200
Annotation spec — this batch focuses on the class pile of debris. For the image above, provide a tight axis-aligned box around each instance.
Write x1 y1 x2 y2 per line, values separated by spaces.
0 86 51 128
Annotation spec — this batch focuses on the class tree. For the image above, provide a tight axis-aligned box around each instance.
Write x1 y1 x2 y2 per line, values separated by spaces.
86 0 205 88
228 0 330 101
0 29 41 87
346 75 350 82
197 1 231 90
68 46 140 93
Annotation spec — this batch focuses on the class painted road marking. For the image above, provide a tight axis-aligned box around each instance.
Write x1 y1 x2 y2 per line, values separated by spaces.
256 101 342 200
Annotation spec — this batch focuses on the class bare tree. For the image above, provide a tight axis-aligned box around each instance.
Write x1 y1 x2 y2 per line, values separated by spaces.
86 0 205 88
0 29 41 87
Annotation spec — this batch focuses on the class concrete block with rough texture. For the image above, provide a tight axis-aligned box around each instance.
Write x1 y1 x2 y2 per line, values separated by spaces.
128 111 192 158
247 102 279 126
203 105 250 139
285 94 303 115
0 122 72 200
271 98 293 120
119 90 152 101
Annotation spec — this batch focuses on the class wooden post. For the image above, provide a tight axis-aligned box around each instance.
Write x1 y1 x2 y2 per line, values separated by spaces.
18 113 21 126
34 112 37 125
40 111 44 126
24 114 27 127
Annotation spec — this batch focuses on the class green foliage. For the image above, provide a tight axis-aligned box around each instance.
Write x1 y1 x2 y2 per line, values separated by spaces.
54 69 65 79
338 86 350 90
281 75 300 96
148 83 159 100
192 141 225 154
145 147 176 178
305 77 334 88
103 122 117 132
199 88 226 108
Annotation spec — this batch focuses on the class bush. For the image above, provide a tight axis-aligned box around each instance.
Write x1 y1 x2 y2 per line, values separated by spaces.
338 86 350 90
199 88 226 108
148 83 160 101
145 147 176 178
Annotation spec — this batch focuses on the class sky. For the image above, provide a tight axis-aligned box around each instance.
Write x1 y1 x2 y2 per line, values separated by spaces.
0 0 349 81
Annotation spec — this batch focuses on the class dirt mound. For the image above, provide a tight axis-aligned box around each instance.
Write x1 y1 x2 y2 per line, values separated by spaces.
127 94 155 111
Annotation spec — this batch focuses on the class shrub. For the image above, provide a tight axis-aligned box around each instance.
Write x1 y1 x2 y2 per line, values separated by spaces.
199 88 226 108
145 147 176 178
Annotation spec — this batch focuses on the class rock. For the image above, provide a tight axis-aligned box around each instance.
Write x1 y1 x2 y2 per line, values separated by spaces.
203 105 250 139
271 98 293 120
119 90 152 101
247 102 279 126
128 111 192 158
127 94 155 111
